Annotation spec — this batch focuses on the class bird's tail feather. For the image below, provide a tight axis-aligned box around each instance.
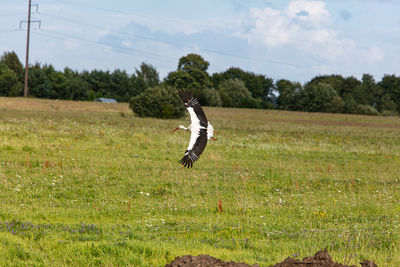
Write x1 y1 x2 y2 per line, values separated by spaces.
207 122 214 140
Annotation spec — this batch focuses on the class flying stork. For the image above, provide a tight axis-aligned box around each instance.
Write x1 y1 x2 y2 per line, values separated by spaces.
171 90 215 168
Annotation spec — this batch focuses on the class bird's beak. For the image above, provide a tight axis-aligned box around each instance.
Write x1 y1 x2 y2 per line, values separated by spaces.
171 127 179 132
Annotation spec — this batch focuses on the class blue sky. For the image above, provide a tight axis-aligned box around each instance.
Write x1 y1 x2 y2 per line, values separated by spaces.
1 0 399 83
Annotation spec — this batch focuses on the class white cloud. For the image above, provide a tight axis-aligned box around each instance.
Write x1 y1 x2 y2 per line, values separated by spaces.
244 1 332 48
286 0 330 24
239 0 385 73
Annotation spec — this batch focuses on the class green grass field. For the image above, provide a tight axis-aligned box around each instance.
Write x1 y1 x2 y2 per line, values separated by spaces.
0 97 400 266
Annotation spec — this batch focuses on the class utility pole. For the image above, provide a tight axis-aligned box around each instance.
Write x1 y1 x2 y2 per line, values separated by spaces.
24 0 32 97
21 1 40 97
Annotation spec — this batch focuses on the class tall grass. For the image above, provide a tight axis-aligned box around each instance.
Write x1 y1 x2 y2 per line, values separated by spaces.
0 97 399 266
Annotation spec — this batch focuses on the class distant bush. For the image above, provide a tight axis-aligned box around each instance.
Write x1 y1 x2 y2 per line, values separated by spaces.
356 105 379 116
193 88 222 107
381 110 398 116
129 86 185 119
205 88 222 107
324 96 345 113
240 97 262 109
218 88 232 107
218 78 253 107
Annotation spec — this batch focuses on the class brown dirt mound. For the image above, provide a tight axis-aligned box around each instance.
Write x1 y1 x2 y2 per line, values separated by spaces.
165 250 377 267
165 254 260 267
269 250 377 267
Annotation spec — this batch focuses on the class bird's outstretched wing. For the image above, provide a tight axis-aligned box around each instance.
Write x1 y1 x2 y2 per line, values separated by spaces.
179 129 208 168
178 90 208 127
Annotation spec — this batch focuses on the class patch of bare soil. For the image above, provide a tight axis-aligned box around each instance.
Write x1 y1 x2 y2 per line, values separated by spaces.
269 250 377 267
165 250 377 267
165 254 260 267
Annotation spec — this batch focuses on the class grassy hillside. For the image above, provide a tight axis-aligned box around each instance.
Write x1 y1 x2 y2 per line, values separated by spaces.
0 97 399 266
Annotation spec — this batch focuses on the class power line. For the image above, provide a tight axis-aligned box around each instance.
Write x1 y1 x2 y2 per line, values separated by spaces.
40 29 346 75
35 30 178 64
34 31 183 74
32 30 222 75
29 26 364 78
40 12 197 50
51 0 226 31
43 30 322 72
0 29 19 33
0 12 26 16
40 12 309 54
38 13 328 72
49 0 400 56
35 12 400 77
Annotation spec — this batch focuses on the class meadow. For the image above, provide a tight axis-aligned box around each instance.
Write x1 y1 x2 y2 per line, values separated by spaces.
0 97 400 266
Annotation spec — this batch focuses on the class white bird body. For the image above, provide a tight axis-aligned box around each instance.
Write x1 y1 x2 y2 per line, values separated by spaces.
178 122 214 147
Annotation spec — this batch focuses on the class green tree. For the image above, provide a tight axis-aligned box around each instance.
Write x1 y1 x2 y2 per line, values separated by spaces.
63 68 90 100
212 67 274 107
82 70 111 99
81 67 155 102
324 96 345 113
136 62 160 88
165 53 212 91
342 93 358 114
199 88 222 107
165 71 193 90
129 86 185 119
218 78 253 108
303 75 372 114
0 51 24 79
305 75 345 96
48 71 70 99
378 75 400 113
218 88 232 107
359 74 381 107
342 76 362 97
29 64 70 99
130 74 148 97
0 63 23 96
178 53 209 72
165 54 217 106
109 69 132 102
298 82 340 113
276 79 301 110
28 63 56 98
379 94 397 114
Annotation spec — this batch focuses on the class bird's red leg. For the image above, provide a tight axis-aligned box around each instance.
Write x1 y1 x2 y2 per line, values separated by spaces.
171 127 179 132
211 137 217 141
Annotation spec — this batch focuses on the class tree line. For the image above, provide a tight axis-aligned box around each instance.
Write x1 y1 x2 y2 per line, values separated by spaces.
1 51 399 116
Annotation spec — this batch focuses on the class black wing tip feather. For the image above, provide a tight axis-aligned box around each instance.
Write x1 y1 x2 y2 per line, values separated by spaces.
178 90 193 103
179 157 193 168
179 150 203 168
